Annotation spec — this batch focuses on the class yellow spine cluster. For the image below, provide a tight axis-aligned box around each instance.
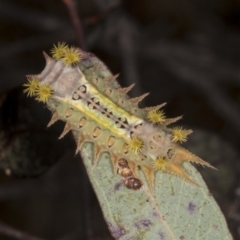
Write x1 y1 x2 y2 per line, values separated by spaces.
35 84 53 103
153 156 168 171
23 77 53 103
50 42 68 60
23 77 39 97
147 109 165 124
50 42 81 66
128 137 144 154
171 127 192 143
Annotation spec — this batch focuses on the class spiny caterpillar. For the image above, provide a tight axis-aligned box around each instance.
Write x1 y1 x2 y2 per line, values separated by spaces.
23 42 215 191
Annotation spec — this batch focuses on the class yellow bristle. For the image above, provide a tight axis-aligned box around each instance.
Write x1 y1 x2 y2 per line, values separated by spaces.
147 109 166 124
153 156 168 171
128 137 144 154
171 127 192 143
50 42 68 60
23 77 40 97
62 47 81 66
35 84 53 103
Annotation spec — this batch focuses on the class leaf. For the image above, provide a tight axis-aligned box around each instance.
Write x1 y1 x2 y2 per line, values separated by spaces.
23 44 232 239
76 132 232 240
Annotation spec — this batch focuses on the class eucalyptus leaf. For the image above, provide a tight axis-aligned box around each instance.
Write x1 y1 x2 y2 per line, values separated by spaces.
77 134 232 240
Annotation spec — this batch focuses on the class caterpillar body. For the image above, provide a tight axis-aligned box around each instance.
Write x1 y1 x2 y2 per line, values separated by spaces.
23 43 215 192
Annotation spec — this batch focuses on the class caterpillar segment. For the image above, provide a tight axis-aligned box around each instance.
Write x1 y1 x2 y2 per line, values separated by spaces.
23 42 215 191
47 112 60 127
164 116 183 126
118 83 135 94
142 103 166 112
79 61 148 119
130 92 150 105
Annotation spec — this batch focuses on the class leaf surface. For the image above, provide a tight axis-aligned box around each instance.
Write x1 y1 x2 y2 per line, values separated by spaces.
78 138 232 240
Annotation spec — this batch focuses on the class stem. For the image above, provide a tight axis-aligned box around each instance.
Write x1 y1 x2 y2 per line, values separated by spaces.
62 0 86 49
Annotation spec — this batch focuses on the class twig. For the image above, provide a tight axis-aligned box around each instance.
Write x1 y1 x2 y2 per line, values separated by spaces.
84 6 117 26
62 0 86 49
0 220 45 240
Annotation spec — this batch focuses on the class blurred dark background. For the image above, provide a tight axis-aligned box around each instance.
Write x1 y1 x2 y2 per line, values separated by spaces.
0 0 240 239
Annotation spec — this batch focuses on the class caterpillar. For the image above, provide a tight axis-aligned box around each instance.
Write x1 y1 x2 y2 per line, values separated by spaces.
23 42 215 192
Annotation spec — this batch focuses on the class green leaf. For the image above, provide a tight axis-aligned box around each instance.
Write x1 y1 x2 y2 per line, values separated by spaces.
77 135 232 240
